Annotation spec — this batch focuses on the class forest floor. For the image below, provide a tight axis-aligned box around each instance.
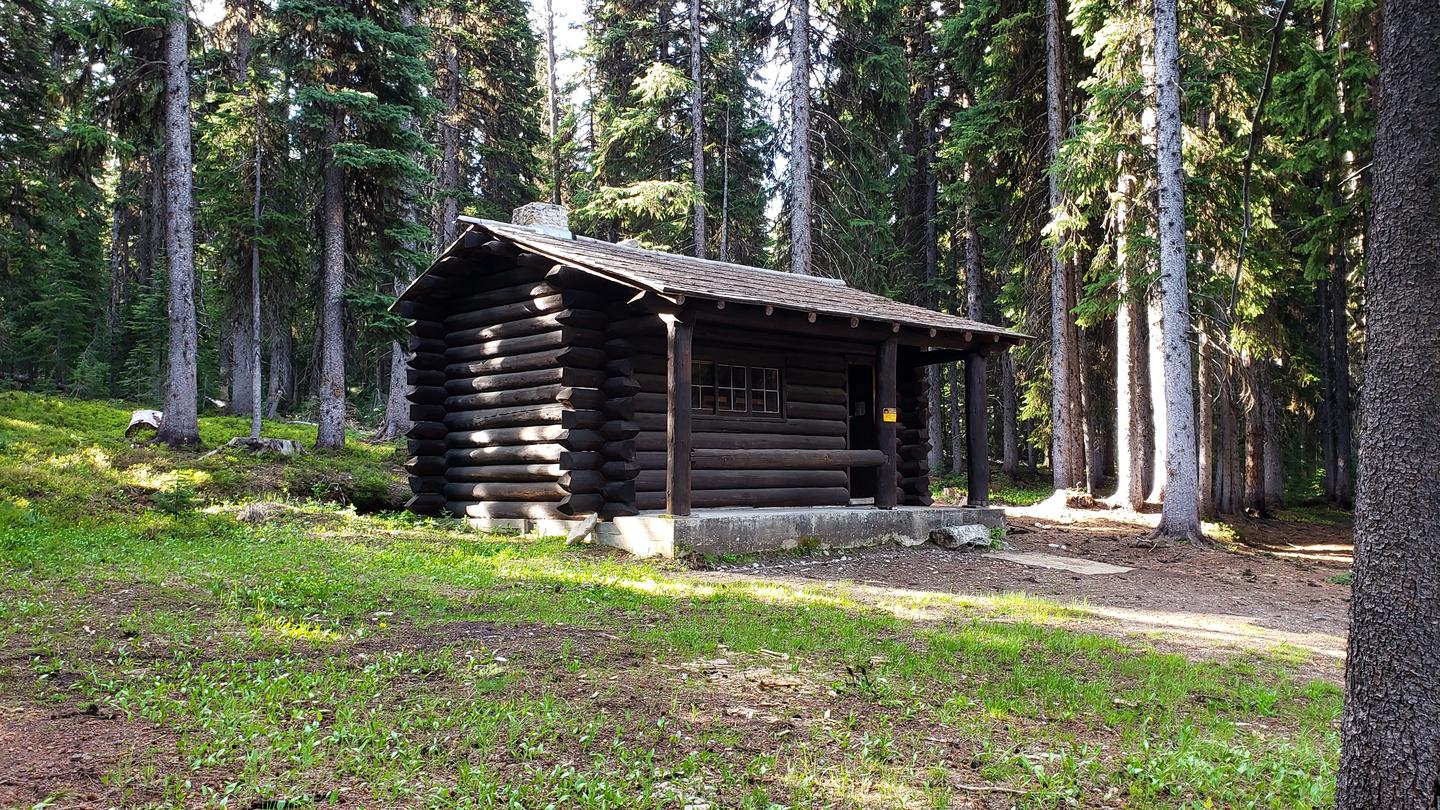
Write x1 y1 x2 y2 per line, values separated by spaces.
0 392 1346 809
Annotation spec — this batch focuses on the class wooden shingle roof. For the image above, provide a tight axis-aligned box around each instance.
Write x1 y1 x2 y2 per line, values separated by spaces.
409 217 1027 344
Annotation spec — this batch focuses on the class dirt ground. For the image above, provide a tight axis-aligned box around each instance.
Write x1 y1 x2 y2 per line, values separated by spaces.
699 503 1354 679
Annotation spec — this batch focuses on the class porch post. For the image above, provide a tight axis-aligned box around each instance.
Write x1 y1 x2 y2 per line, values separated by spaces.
665 315 693 516
965 350 990 507
876 337 898 509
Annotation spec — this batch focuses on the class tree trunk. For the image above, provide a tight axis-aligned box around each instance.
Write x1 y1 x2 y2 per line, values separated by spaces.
1262 380 1283 510
266 318 291 419
1112 170 1146 509
1145 285 1167 500
315 109 347 449
1151 0 1201 540
787 0 813 275
1327 246 1355 507
544 0 561 205
948 361 964 475
1242 351 1268 516
1336 5 1440 805
719 108 731 262
1196 329 1215 518
1000 352 1019 478
1317 279 1338 500
1045 0 1083 492
435 8 462 252
157 0 199 448
689 0 706 257
1082 326 1106 495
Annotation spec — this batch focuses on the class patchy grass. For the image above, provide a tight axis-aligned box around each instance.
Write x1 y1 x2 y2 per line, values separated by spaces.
0 394 1342 808
931 470 1054 507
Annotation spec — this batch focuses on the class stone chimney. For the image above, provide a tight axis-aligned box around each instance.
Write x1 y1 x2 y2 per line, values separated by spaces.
512 202 571 239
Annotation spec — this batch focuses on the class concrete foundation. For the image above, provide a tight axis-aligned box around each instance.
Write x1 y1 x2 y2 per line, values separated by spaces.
593 505 1007 559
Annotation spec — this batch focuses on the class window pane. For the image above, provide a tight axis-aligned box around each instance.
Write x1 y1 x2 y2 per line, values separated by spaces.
717 363 747 412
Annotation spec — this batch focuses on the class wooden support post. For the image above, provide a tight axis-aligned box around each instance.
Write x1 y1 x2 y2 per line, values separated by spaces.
965 351 990 507
665 315 693 516
876 337 898 509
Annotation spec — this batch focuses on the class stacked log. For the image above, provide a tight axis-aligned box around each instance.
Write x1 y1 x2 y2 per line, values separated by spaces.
896 359 934 506
632 333 853 511
431 250 617 521
595 300 653 517
401 299 450 514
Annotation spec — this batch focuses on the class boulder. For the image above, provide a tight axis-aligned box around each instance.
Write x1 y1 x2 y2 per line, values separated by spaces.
929 524 994 551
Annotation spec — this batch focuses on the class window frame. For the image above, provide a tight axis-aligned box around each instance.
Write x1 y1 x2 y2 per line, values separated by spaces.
689 352 786 422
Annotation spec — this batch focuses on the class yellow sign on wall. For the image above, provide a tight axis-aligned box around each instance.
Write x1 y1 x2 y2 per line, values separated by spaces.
882 407 898 423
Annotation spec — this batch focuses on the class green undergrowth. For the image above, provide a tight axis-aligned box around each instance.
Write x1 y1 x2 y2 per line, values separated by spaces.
0 391 405 518
0 394 1342 808
931 470 1054 506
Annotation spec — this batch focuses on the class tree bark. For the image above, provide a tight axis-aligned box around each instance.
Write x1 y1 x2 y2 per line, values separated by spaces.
435 5 462 252
1000 352 1019 478
1112 169 1146 509
1336 4 1440 805
1327 245 1355 507
787 0 813 275
689 0 706 258
1151 0 1201 540
157 0 199 448
248 93 263 439
1045 0 1084 491
544 0 561 206
266 318 291 419
315 108 347 449
1145 285 1167 500
1242 351 1268 516
1262 379 1283 510
1196 328 1215 518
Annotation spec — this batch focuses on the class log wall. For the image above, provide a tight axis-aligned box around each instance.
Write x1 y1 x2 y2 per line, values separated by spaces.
632 323 860 511
399 240 630 522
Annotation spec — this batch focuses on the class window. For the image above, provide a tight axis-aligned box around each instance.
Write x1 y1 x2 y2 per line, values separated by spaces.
690 360 782 417
716 364 748 413
691 361 715 411
750 367 781 414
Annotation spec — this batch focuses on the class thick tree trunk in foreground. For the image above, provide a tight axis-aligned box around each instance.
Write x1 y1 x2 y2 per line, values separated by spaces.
157 1 199 448
315 110 347 449
1336 5 1440 806
689 0 706 258
1151 0 1201 540
787 0 813 275
1045 0 1084 491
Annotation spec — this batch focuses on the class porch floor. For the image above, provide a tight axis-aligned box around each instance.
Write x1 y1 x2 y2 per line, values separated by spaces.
595 504 1006 559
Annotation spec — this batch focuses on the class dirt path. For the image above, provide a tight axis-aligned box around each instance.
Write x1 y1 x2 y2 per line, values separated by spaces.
697 504 1353 679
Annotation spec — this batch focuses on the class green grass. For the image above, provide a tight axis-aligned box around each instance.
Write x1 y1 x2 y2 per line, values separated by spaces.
931 470 1054 506
0 393 1342 808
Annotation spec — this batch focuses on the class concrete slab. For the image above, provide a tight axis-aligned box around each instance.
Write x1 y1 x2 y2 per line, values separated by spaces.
989 551 1132 575
594 505 1006 559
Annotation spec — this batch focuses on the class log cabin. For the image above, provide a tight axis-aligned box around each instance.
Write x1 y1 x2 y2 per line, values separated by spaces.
392 203 1028 555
